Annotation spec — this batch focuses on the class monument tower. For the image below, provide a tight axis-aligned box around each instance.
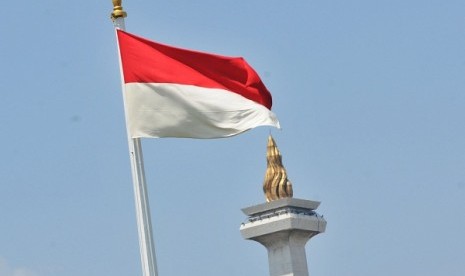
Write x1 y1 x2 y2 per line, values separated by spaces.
240 136 326 276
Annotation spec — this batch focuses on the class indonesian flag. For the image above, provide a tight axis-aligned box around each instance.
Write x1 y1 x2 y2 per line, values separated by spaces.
116 30 280 138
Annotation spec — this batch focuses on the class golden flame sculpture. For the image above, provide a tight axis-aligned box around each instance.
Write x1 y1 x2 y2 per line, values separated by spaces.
263 135 293 202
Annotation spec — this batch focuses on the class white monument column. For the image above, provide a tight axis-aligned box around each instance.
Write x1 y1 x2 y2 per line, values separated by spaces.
240 136 326 276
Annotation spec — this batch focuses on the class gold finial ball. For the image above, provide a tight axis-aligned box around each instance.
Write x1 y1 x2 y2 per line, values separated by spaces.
111 0 127 20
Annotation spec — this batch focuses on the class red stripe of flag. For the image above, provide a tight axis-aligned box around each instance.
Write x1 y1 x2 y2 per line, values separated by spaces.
117 30 273 109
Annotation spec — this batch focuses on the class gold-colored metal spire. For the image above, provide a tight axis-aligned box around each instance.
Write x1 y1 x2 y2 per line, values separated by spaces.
263 135 293 202
111 0 127 20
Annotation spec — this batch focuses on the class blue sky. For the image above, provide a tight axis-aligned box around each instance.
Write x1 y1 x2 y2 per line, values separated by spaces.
1 0 464 275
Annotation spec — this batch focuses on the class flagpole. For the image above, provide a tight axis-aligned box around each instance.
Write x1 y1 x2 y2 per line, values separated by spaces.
111 1 159 276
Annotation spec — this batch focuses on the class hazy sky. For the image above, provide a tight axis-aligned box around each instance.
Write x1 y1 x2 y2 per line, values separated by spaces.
1 1 464 275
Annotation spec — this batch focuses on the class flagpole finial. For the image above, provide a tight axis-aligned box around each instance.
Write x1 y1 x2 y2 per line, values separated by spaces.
263 135 293 202
111 0 127 20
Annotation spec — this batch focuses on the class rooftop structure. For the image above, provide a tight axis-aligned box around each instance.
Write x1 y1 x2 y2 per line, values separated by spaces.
240 136 326 276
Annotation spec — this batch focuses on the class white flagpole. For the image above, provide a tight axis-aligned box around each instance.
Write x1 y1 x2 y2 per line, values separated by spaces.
111 1 159 276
